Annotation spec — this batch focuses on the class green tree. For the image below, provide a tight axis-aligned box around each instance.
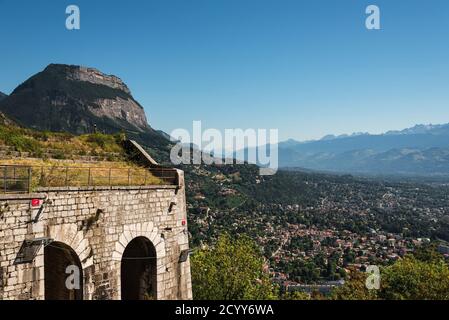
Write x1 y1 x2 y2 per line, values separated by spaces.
330 268 378 300
280 290 310 300
412 243 443 263
332 250 449 300
191 233 278 300
380 256 449 300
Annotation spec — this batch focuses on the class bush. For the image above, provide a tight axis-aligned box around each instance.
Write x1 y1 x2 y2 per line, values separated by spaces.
331 249 449 300
191 233 278 300
0 125 42 153
380 256 449 300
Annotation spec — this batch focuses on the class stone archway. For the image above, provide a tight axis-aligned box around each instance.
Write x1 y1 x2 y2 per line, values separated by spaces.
45 224 93 300
120 237 157 300
112 222 166 299
47 224 93 269
44 241 83 300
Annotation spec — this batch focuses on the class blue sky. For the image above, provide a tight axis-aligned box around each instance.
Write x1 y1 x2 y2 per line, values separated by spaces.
0 0 449 143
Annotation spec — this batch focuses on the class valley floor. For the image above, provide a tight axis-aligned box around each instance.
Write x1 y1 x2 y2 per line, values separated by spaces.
185 166 449 287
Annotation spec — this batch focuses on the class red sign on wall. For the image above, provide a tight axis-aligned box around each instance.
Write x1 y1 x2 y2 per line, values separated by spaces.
31 199 41 207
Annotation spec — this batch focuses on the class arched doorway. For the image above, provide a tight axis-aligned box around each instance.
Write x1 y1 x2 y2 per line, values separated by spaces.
121 237 157 300
44 241 83 300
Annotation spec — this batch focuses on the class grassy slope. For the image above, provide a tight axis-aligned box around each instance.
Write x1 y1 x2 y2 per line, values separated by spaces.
0 116 162 188
0 116 124 159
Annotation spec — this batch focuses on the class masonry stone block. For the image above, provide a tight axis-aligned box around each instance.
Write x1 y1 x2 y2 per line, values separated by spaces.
1 180 191 300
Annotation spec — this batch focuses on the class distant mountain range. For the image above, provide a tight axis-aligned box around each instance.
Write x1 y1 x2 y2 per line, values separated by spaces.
0 92 6 101
244 124 449 177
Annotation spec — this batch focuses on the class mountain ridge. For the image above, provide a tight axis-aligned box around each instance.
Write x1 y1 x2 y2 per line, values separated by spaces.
243 123 449 176
283 123 449 146
0 64 150 135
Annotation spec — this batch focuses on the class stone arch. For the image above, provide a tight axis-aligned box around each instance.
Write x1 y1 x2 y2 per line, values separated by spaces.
112 222 166 299
47 223 93 269
44 241 83 300
112 222 166 261
121 237 157 300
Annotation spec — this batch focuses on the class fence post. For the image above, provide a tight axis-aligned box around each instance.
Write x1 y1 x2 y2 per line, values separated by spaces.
128 168 131 186
109 168 112 186
28 167 32 193
88 168 91 186
3 166 6 193
65 167 69 187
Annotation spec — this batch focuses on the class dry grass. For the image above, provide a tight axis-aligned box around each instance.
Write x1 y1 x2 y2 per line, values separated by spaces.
0 159 163 190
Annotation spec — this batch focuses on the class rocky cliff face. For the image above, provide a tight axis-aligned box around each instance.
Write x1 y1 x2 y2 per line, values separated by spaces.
0 64 151 135
66 65 131 94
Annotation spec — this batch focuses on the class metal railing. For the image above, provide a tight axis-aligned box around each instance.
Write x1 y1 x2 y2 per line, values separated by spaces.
1 165 32 194
0 165 178 194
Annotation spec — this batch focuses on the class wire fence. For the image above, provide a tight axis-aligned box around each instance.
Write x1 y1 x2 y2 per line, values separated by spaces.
0 165 178 194
0 165 31 194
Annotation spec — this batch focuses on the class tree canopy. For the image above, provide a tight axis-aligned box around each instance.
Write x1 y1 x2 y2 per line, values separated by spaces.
190 233 278 300
332 248 449 300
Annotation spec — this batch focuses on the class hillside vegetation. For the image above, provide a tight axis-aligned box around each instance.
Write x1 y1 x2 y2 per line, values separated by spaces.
0 113 125 159
0 114 163 189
